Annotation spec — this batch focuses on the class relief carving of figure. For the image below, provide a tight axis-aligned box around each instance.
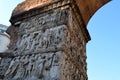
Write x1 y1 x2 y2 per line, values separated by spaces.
25 54 35 78
53 52 61 66
44 53 54 70
5 56 20 79
16 34 28 53
33 54 47 79
50 52 61 79
31 54 42 79
41 34 48 49
12 56 26 79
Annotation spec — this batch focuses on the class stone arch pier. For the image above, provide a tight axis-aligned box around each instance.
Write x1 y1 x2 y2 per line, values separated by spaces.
0 0 110 80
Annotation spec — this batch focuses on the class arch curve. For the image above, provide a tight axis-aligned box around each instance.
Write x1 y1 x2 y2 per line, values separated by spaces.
75 0 111 25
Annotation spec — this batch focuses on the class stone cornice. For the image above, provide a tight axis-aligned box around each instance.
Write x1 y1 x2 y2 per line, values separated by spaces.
10 0 110 25
10 0 70 25
0 52 14 58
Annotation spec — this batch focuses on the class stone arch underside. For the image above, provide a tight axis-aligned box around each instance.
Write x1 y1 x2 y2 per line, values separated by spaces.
75 0 111 25
0 0 110 80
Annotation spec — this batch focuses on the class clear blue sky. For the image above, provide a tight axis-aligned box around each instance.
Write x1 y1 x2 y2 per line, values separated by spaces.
0 0 120 80
0 0 24 26
87 0 120 80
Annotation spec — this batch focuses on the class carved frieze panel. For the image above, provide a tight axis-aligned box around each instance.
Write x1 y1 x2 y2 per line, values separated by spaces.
4 51 62 80
14 25 67 56
18 10 68 35
0 57 12 79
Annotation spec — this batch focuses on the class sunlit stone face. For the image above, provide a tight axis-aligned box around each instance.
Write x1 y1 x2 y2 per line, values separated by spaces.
13 0 52 15
0 34 10 52
26 0 52 10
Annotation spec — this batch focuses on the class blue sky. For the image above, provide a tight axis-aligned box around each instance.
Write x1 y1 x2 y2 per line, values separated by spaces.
87 0 120 80
0 0 120 80
0 0 24 26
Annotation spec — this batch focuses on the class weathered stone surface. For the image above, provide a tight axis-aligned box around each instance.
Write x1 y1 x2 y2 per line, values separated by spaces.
0 57 12 79
17 10 68 35
7 25 19 50
75 0 110 24
14 25 66 56
4 51 62 80
1 0 110 80
12 0 53 16
11 0 110 25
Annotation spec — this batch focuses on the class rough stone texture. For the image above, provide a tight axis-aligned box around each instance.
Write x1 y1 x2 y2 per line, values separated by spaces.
75 0 110 24
4 52 62 80
0 57 12 79
11 0 110 25
7 25 19 50
0 0 110 80
14 25 66 56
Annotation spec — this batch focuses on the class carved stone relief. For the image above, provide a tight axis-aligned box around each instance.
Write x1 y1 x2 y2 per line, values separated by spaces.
0 57 12 79
4 51 62 80
1 0 91 79
18 10 68 35
14 25 67 56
